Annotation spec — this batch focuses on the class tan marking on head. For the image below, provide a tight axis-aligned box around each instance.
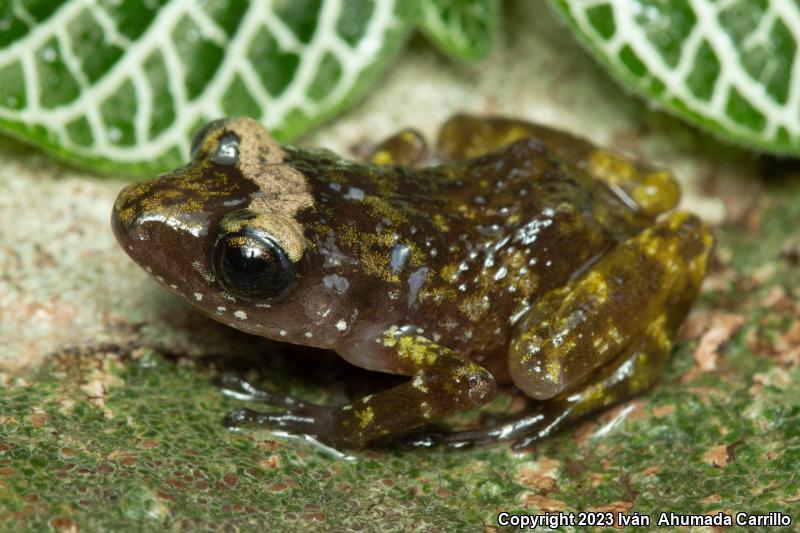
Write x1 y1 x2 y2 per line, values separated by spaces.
221 212 306 263
215 117 314 263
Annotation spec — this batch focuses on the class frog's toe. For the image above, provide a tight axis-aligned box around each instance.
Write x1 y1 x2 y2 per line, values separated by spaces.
401 431 476 449
401 425 509 449
399 405 561 449
510 434 544 450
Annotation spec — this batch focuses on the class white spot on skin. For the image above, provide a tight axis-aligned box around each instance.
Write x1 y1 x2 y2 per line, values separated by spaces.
217 306 226 312
170 284 178 290
323 274 350 293
336 319 347 332
390 244 410 273
411 376 429 393
344 187 365 201
192 261 215 282
234 310 247 320
279 330 287 336
194 292 203 301
305 331 313 338
421 402 432 419
407 267 429 307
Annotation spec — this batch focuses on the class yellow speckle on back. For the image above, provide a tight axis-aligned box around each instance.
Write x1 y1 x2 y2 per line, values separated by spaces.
364 195 408 225
432 213 450 233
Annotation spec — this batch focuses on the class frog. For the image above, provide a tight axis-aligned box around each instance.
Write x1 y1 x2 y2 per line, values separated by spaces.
111 114 713 450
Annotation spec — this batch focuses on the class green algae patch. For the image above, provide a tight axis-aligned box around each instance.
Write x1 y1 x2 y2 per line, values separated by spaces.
3 182 800 530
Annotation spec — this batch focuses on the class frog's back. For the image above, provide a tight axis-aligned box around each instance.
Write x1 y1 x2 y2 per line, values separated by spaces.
401 138 654 375
288 136 653 379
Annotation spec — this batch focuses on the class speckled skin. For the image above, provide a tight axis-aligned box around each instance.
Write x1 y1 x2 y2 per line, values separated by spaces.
112 115 713 449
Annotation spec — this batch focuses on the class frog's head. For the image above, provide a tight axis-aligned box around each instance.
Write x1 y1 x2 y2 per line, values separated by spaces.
112 118 355 348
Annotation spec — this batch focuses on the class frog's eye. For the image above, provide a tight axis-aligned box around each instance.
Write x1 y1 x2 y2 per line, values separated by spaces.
190 119 225 155
212 132 240 165
213 228 296 301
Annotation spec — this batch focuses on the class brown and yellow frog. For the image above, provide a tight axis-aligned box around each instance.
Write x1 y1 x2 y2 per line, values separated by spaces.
112 115 712 449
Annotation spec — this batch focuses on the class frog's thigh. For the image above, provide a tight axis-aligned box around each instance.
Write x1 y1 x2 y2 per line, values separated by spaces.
509 210 713 401
369 128 428 166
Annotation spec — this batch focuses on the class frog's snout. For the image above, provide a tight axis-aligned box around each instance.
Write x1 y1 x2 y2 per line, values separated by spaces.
111 182 148 246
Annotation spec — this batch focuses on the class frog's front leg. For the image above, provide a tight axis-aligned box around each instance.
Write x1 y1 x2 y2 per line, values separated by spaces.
408 211 713 448
224 332 496 448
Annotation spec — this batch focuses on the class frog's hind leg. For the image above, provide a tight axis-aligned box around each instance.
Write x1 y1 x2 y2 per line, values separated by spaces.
437 114 679 218
405 211 713 449
406 323 675 449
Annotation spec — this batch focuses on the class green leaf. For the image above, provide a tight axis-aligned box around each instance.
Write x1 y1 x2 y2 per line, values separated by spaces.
416 0 500 61
0 0 414 175
551 0 800 155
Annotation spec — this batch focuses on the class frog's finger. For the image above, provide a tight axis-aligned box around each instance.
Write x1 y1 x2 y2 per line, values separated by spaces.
436 114 679 218
509 211 712 401
217 374 314 409
369 128 428 166
223 406 328 435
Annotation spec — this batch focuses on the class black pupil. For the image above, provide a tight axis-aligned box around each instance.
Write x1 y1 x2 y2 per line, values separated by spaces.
217 234 292 300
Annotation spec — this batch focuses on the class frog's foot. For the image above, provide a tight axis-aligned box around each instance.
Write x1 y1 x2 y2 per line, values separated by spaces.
369 128 428 166
218 374 314 410
402 404 566 450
